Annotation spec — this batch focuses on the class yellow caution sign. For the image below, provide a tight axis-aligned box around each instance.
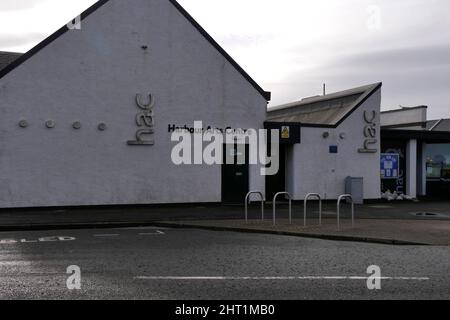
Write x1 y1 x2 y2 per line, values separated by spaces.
281 126 290 139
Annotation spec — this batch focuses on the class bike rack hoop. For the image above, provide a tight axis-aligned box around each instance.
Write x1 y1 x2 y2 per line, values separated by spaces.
304 193 322 227
245 191 265 223
272 192 292 226
337 194 355 231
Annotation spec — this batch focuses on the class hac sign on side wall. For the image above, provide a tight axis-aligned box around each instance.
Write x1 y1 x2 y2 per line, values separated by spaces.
358 110 378 153
127 93 155 146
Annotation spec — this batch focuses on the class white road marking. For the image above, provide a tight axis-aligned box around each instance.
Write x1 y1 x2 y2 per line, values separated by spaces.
94 234 120 237
93 231 165 237
139 230 165 236
134 276 430 281
0 236 76 244
123 226 169 230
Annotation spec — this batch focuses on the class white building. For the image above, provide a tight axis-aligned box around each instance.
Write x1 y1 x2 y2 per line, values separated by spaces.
2 0 427 209
0 0 269 208
381 106 450 199
266 83 382 202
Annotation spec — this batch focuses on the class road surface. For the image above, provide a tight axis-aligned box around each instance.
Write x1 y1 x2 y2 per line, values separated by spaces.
0 227 448 299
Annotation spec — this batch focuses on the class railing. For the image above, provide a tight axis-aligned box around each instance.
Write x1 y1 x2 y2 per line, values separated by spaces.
244 191 265 223
272 192 292 226
304 193 322 227
337 194 355 231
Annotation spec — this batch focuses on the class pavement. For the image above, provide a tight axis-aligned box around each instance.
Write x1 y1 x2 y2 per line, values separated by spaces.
0 226 448 300
1 200 449 245
156 218 450 245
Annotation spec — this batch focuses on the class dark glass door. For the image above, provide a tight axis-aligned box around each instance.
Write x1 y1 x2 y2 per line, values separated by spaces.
222 144 249 204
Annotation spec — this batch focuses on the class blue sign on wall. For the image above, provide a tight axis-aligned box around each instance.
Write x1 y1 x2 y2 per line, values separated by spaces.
381 153 400 179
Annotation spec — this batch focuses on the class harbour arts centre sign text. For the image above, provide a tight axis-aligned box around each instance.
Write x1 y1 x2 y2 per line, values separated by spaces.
170 121 280 176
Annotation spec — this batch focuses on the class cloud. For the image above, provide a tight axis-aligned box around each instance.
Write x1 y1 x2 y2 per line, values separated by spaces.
271 43 450 119
336 45 450 70
0 32 44 51
0 0 47 12
1 0 450 118
0 0 96 52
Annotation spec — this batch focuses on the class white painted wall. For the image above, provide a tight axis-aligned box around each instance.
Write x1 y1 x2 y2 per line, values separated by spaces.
406 139 418 198
0 0 267 208
287 88 382 200
381 107 427 127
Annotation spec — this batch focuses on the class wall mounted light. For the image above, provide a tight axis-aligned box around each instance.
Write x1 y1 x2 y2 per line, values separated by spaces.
46 120 55 129
72 121 82 130
98 123 107 131
19 120 28 128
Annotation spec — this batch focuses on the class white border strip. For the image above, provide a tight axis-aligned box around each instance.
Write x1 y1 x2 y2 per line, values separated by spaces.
135 276 430 281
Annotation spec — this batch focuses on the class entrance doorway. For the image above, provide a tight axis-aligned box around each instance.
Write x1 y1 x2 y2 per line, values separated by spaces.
222 144 249 204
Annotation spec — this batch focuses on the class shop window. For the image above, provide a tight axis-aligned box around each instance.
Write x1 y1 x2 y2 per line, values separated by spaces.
426 144 450 181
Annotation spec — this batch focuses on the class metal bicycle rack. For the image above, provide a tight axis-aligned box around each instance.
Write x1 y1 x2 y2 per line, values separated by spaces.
337 194 355 231
272 192 292 226
244 191 265 223
304 193 322 227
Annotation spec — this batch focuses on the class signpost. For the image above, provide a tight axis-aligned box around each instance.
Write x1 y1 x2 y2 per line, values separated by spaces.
381 153 400 179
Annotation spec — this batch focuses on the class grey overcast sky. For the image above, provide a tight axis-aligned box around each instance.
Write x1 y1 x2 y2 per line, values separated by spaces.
1 0 449 119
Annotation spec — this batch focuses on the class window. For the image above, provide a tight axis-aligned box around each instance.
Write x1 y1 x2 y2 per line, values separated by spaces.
426 144 450 181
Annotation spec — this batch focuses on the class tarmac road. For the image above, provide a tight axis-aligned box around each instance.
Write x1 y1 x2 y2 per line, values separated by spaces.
0 226 448 300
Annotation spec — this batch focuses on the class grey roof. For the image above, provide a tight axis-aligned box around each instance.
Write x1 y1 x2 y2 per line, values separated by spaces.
267 83 381 126
0 51 22 71
426 119 450 131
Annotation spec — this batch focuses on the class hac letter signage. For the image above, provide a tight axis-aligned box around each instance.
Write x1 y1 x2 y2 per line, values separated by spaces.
358 110 378 153
127 93 155 146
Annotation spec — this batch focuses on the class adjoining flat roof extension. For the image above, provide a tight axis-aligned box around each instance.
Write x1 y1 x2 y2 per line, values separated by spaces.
381 128 450 142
